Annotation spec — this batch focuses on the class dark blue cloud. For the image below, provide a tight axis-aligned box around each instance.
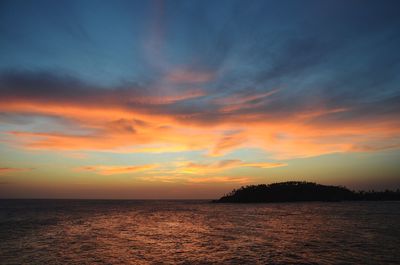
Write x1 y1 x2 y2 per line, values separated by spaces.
1 0 399 125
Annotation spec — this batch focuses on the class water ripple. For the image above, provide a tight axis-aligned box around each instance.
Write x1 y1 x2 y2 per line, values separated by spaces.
0 200 399 264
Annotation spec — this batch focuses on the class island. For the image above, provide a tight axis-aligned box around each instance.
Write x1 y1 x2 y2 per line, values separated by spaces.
213 181 400 203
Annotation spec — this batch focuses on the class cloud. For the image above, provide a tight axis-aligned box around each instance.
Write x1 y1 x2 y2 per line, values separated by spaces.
76 164 158 175
0 167 34 174
255 37 337 84
187 176 250 184
209 131 246 156
138 175 250 185
165 69 214 84
1 0 400 197
131 159 285 184
176 159 286 174
1 17 400 162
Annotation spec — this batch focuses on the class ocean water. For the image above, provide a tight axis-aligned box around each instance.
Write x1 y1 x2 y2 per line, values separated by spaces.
0 200 399 265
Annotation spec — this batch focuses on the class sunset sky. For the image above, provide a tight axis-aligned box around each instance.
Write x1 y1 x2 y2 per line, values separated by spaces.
1 0 399 199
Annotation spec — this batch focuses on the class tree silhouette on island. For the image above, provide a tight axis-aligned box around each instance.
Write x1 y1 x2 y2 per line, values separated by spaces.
213 181 400 203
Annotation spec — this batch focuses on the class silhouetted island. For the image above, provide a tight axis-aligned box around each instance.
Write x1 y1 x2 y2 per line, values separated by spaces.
213 181 400 203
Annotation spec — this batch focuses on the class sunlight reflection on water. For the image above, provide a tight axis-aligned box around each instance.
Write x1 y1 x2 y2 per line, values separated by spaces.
0 200 399 264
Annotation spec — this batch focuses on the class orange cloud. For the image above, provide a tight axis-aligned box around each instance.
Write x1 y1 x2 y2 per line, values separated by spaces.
209 131 247 156
0 167 34 174
76 164 158 175
1 78 399 161
3 100 400 160
176 159 286 174
187 176 250 184
138 174 250 184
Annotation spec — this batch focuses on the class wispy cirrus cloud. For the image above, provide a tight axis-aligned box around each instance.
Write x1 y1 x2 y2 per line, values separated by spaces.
76 164 158 175
0 70 399 160
0 0 400 198
176 159 286 174
138 175 251 185
1 5 400 163
187 176 250 184
165 69 215 84
0 167 34 174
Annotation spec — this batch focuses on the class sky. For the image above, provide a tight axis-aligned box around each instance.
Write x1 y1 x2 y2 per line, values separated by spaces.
0 0 400 199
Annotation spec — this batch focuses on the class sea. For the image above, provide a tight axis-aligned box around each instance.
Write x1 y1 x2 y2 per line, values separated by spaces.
0 200 399 265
